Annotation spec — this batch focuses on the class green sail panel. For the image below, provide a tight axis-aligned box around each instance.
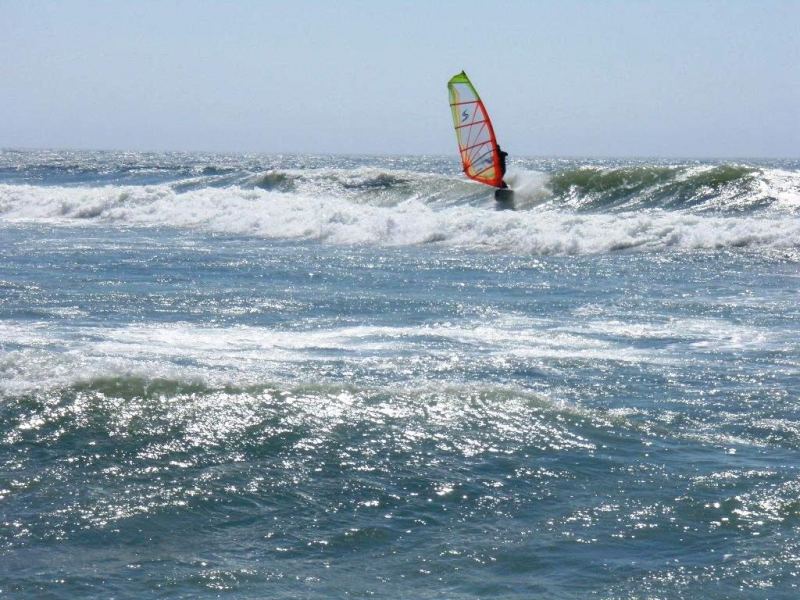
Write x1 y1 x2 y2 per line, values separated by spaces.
447 71 504 188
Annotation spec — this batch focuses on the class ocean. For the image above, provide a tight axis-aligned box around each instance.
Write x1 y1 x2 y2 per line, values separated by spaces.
1 149 799 598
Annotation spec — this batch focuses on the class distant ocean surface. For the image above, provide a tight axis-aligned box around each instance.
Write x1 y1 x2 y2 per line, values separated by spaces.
1 149 799 598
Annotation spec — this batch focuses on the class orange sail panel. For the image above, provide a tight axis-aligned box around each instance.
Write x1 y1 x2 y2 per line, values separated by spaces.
447 71 504 188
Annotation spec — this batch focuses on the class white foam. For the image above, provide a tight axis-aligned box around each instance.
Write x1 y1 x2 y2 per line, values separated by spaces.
761 168 800 210
4 304 784 395
501 169 553 208
559 317 792 353
1 182 799 255
0 313 686 394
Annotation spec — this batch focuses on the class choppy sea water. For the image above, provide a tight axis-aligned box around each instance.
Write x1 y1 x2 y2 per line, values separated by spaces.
1 150 799 598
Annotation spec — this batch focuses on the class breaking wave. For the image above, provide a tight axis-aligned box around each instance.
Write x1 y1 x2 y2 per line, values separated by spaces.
1 152 799 256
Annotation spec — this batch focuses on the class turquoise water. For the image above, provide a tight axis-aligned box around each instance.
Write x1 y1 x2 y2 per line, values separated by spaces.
1 151 799 598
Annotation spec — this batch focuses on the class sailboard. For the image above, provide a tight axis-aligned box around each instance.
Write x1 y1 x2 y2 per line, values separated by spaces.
447 71 506 190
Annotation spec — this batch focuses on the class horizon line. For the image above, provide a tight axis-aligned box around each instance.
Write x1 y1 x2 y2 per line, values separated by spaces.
2 145 799 162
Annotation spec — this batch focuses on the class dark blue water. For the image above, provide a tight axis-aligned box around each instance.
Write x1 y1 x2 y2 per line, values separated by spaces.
1 151 799 598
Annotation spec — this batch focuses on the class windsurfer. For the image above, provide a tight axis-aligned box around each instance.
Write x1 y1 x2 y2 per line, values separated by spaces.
497 144 509 188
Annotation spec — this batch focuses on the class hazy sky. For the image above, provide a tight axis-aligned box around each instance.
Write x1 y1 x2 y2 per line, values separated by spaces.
2 0 798 157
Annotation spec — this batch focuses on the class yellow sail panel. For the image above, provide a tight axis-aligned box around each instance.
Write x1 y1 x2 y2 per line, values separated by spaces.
447 71 504 188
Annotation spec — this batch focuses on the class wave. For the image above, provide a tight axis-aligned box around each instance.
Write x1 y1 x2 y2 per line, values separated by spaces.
251 170 298 192
2 310 797 452
3 142 800 204
1 156 799 256
0 311 789 398
541 164 800 212
234 164 800 213
4 150 798 213
244 167 485 207
1 179 799 255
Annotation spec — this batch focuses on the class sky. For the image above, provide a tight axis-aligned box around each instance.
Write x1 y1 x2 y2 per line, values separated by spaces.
1 0 798 157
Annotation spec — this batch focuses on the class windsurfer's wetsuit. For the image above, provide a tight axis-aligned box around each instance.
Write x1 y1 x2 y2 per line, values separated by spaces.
497 144 509 188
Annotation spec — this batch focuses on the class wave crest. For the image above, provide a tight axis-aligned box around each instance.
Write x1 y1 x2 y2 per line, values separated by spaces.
1 181 799 255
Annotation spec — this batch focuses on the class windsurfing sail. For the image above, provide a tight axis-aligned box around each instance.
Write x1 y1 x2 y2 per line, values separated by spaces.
447 71 504 188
